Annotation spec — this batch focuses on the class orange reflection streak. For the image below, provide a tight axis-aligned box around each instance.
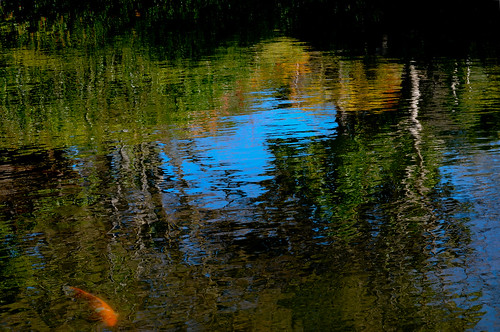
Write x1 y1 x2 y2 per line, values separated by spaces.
64 286 118 327
336 63 403 112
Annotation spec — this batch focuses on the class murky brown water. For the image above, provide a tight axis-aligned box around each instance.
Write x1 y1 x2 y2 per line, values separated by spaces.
0 32 499 330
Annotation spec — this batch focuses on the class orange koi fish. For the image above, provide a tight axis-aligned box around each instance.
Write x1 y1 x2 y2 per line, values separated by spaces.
64 286 118 327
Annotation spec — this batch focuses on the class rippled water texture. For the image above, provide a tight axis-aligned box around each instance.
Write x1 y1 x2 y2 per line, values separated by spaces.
0 35 499 330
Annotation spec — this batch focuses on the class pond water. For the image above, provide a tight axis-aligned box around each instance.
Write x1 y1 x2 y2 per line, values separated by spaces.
0 28 499 331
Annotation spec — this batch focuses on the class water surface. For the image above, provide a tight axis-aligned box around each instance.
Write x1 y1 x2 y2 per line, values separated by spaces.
0 31 499 330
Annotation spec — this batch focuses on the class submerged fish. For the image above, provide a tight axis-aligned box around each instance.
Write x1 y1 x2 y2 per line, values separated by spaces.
64 286 118 327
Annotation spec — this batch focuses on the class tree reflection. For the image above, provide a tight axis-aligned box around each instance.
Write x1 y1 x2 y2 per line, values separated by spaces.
254 45 482 330
0 35 497 329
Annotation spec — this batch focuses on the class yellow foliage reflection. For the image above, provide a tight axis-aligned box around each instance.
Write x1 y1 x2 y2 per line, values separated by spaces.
336 61 403 112
249 38 403 114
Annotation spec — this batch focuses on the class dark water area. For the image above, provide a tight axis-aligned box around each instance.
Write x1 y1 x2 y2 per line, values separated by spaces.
1 3 500 331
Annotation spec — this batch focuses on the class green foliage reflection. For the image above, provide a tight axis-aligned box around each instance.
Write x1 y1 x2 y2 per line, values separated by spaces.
0 34 497 330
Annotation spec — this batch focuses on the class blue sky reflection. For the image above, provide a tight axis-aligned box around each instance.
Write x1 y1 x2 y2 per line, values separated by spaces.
159 91 338 210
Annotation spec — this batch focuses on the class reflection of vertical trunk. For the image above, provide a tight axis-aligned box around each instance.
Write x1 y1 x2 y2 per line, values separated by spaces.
110 143 165 240
406 64 427 197
400 64 439 253
159 140 205 229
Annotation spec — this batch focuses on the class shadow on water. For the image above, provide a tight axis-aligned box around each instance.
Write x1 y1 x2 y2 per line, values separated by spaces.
1 3 500 330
